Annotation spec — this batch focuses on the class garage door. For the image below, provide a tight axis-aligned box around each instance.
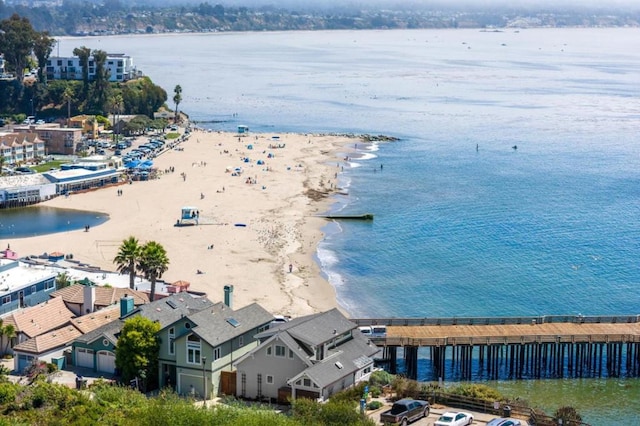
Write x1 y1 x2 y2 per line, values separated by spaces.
18 354 35 373
97 351 116 374
75 348 94 368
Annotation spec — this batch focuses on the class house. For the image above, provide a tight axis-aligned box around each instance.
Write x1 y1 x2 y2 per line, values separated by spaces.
0 132 46 164
11 303 121 373
51 284 149 316
68 115 100 139
0 259 59 316
71 292 215 375
233 308 380 403
157 301 273 399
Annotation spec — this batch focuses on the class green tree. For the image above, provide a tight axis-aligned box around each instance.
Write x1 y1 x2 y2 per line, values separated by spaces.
55 271 71 290
138 241 169 302
32 31 55 84
91 49 111 113
113 236 141 290
72 45 91 98
172 84 182 123
115 316 160 392
0 14 37 86
109 93 124 142
0 321 16 356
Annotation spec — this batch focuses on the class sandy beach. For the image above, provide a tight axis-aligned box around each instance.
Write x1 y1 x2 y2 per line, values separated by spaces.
10 130 359 317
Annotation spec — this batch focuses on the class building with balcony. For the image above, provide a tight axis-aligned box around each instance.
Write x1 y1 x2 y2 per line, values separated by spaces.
45 53 138 82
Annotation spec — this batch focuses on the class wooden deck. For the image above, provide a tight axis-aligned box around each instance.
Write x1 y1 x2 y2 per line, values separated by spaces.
381 322 640 346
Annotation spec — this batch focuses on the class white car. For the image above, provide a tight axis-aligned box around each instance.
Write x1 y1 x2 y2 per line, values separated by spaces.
434 411 474 426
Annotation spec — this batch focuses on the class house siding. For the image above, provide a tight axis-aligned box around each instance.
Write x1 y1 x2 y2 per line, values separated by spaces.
236 341 308 400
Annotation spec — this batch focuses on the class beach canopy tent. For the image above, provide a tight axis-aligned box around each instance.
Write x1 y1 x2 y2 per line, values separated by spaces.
139 160 154 169
125 159 141 169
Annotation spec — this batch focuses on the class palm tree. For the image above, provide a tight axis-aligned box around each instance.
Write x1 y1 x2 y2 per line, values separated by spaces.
138 241 169 302
173 85 182 124
0 320 16 356
55 271 71 290
113 236 141 290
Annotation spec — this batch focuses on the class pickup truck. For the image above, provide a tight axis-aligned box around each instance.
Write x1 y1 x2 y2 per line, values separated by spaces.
380 398 430 425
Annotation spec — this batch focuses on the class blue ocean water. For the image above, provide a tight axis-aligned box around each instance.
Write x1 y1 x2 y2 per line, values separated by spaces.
59 28 640 422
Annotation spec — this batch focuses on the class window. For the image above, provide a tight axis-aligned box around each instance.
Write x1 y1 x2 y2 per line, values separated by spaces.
2 295 10 304
213 347 221 361
241 372 246 397
266 346 272 356
238 336 244 347
257 374 262 398
266 375 274 384
303 378 311 387
289 349 294 359
31 285 36 294
45 280 55 290
187 335 201 364
275 345 286 357
168 327 175 355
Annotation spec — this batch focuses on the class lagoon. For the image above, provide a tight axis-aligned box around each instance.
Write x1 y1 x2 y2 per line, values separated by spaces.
0 206 109 239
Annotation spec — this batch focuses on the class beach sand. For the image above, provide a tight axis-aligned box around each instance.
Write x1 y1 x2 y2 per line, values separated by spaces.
11 130 357 317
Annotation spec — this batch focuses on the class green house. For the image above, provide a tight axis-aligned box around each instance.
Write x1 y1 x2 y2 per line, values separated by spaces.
158 302 273 398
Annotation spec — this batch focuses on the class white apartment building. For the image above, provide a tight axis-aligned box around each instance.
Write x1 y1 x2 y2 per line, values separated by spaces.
45 53 138 82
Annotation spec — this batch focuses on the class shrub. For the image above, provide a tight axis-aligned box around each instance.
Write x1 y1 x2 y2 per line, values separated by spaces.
369 370 393 387
367 400 383 410
369 385 382 398
0 382 19 404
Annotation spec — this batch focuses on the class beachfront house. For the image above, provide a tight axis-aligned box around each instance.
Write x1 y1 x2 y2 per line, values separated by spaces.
233 308 380 403
71 292 215 375
11 303 121 373
157 301 273 398
51 283 148 316
0 258 58 316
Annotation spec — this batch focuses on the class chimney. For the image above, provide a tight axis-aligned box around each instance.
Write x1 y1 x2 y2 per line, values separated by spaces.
82 284 96 314
120 294 135 318
224 285 234 309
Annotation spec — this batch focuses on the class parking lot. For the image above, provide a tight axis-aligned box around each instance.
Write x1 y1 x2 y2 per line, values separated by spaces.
369 403 529 426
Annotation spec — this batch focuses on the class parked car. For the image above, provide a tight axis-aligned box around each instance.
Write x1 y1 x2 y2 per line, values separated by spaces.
434 411 474 426
15 166 35 174
270 315 290 326
379 398 429 425
486 418 522 426
358 326 373 336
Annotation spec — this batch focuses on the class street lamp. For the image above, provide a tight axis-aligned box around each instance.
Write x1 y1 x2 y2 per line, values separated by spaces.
30 98 34 117
202 356 207 403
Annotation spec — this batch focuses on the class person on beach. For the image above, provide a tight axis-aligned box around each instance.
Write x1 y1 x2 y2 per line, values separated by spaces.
289 263 293 273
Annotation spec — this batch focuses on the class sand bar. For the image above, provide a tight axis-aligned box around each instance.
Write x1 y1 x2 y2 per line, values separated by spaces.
9 130 358 317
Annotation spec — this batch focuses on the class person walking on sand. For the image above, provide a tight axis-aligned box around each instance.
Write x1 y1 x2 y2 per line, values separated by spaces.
289 263 293 273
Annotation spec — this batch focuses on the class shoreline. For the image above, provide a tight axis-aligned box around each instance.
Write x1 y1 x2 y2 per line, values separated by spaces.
5 130 360 318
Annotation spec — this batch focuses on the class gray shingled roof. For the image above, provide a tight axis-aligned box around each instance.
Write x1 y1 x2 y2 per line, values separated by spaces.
188 302 274 346
126 293 215 328
74 293 215 345
290 332 381 389
254 308 355 346
285 308 356 346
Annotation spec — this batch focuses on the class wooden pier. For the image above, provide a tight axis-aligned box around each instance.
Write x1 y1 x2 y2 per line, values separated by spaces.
353 315 640 381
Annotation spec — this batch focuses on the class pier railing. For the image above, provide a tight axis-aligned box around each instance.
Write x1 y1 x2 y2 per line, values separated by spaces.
352 314 640 327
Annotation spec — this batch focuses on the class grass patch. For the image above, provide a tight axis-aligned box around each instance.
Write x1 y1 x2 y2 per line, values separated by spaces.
31 160 71 173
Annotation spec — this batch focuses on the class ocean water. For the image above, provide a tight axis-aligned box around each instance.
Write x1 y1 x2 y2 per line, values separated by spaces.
59 28 640 423
0 206 109 238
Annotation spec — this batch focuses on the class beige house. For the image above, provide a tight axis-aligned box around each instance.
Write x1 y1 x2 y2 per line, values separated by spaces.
68 115 101 140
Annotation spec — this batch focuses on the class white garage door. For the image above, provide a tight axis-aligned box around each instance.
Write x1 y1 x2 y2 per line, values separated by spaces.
97 351 116 374
75 348 94 368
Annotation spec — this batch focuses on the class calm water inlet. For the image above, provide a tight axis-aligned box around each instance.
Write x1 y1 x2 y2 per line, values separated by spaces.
0 206 109 238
